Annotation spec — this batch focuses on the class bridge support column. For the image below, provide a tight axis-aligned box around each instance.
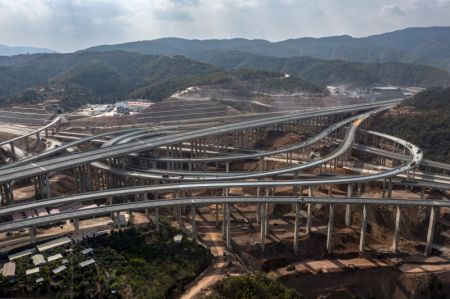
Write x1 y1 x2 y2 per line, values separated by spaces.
73 218 80 236
306 186 314 234
191 205 197 241
256 185 261 224
326 204 335 254
29 226 37 244
264 189 270 237
222 202 226 235
225 203 231 250
177 207 182 229
155 208 160 232
294 202 301 255
9 142 16 160
425 207 437 256
260 202 267 252
215 204 219 227
256 203 261 224
306 204 312 235
25 136 30 152
392 205 401 253
41 175 51 198
359 205 367 253
1 183 14 206
345 184 353 226
115 212 121 228
387 178 393 198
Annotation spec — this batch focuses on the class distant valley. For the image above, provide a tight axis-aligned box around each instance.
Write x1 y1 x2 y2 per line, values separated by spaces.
0 44 56 56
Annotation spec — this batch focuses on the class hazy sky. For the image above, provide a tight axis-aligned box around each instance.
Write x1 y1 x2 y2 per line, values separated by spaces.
1 0 450 52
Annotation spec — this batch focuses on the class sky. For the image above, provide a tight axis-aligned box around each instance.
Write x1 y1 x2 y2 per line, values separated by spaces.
0 0 450 52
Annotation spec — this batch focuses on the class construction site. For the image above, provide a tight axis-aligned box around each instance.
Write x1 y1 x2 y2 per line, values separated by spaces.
0 88 449 299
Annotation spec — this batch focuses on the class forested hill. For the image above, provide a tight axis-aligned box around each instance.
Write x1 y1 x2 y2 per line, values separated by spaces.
400 87 450 112
374 87 450 163
188 50 450 88
0 51 322 108
85 26 450 71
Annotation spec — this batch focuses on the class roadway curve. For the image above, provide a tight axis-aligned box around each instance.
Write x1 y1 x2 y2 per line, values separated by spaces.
0 116 61 148
0 100 402 184
89 106 394 181
1 128 140 169
0 128 422 222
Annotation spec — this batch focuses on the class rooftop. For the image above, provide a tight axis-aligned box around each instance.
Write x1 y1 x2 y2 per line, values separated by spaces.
47 253 63 262
26 267 40 275
79 259 95 268
36 236 72 252
9 248 35 261
32 254 46 266
81 248 94 255
52 265 67 274
2 262 16 277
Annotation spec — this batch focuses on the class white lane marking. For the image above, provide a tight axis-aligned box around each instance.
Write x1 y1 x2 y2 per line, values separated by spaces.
31 163 46 171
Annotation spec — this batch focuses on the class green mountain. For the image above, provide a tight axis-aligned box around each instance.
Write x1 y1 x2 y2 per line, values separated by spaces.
188 50 450 88
374 87 450 163
365 27 450 67
85 26 450 71
0 51 322 108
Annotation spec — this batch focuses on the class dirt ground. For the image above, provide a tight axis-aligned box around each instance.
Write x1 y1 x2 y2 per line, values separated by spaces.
280 266 446 299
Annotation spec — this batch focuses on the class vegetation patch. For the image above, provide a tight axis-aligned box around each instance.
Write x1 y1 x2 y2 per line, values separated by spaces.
373 87 450 163
0 227 212 298
202 274 304 299
0 51 323 109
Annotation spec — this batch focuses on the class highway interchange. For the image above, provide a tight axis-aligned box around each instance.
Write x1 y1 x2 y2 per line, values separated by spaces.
0 98 448 257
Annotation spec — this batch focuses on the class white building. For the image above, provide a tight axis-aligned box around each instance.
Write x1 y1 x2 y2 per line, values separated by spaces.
115 100 153 113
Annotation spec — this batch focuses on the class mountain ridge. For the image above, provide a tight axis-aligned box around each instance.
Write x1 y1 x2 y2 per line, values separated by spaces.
189 50 450 88
85 26 450 71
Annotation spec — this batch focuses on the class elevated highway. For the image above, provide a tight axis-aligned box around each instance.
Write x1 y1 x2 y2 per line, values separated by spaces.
0 116 61 159
0 97 448 259
0 100 402 184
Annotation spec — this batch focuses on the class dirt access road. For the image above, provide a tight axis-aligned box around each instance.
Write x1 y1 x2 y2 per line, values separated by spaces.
180 205 250 299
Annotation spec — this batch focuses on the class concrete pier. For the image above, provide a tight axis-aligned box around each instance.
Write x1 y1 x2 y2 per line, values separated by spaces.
345 184 353 226
260 203 267 252
294 202 300 254
392 205 401 252
225 203 231 250
29 226 36 244
154 208 160 232
326 204 335 254
306 186 314 234
73 218 80 235
359 205 367 252
191 205 197 241
425 206 437 256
